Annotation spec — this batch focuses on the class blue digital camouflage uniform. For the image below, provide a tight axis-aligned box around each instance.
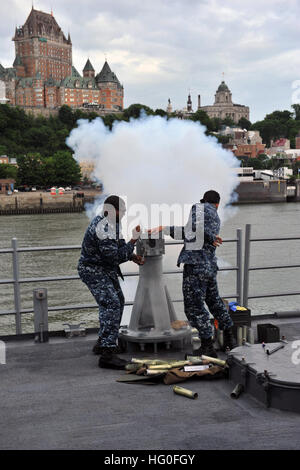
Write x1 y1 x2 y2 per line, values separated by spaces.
169 202 233 339
78 215 135 349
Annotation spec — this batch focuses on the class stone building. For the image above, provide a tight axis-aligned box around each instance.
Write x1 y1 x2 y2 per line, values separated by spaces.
220 127 263 146
0 8 123 114
233 142 266 159
200 80 249 123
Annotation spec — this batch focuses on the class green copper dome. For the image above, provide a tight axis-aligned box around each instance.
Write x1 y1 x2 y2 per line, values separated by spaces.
217 81 230 92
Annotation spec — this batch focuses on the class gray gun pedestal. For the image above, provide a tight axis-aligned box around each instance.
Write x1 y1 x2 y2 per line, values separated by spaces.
119 238 191 352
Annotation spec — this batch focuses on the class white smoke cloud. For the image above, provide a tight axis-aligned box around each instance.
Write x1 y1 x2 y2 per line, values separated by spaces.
67 115 240 228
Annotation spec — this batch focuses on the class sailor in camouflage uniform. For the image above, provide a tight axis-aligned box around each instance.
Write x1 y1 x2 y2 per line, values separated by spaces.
149 190 234 357
78 195 143 369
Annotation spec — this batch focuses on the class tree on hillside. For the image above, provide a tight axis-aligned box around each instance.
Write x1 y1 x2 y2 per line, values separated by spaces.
292 104 300 120
23 125 58 155
51 151 81 186
216 135 230 145
251 119 283 146
154 109 167 117
189 110 212 131
123 104 154 120
265 110 293 122
16 151 81 187
222 117 235 127
0 164 18 180
16 153 44 187
0 144 7 155
102 114 121 130
58 105 76 129
251 108 300 147
238 117 252 130
210 117 223 132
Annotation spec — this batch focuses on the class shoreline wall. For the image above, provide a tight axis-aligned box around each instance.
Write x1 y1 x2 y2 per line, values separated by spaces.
0 193 84 215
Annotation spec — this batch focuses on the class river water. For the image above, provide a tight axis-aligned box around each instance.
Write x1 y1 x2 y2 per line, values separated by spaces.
0 202 299 335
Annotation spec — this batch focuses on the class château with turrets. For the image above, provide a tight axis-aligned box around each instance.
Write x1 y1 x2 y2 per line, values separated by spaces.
0 7 124 116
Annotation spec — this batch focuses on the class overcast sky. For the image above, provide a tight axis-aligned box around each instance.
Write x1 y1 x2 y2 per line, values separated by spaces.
1 0 300 122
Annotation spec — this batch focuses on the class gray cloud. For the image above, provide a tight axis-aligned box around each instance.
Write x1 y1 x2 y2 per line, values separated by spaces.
1 0 300 121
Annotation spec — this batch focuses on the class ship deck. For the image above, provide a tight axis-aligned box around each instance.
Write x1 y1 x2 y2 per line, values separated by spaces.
1 318 300 450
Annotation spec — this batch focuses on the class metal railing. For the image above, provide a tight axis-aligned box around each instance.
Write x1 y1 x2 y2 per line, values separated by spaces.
0 230 242 335
243 224 300 307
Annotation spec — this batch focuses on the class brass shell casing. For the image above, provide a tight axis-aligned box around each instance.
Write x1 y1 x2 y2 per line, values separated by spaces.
173 386 198 399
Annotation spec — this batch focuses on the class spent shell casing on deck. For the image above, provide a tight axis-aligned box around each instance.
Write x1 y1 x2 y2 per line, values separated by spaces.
173 386 198 399
201 355 226 366
167 360 191 367
230 383 244 399
148 364 174 370
131 358 169 365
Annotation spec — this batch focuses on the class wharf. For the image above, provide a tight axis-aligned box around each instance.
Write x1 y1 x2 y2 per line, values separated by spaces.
1 317 300 450
0 190 99 216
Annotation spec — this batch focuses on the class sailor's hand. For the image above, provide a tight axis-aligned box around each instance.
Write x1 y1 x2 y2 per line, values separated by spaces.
131 254 145 265
148 226 165 235
213 236 223 247
131 225 141 242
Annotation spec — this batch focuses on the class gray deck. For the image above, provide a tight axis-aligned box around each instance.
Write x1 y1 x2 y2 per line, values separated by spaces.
1 319 300 450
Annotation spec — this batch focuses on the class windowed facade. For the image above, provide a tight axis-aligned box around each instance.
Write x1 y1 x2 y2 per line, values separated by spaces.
4 8 124 113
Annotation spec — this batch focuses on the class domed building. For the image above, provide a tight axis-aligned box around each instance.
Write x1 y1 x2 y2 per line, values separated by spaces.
200 80 249 123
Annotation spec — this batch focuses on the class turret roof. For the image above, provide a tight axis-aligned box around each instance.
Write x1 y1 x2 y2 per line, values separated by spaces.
83 59 95 72
96 61 122 87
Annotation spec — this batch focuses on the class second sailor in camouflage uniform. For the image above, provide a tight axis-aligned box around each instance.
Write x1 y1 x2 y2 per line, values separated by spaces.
150 190 234 356
179 201 233 340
